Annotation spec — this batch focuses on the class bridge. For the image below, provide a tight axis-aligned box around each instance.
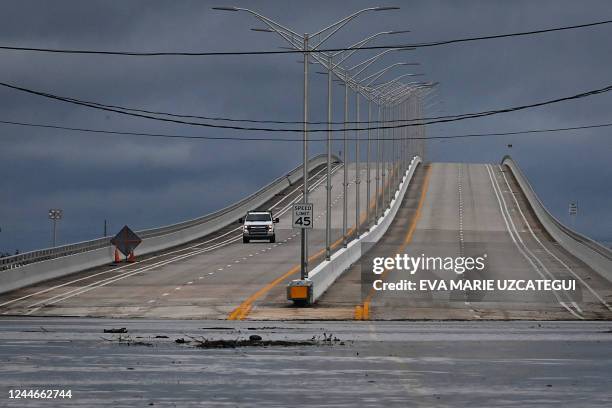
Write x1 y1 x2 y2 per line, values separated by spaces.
4 4 612 406
1 154 611 321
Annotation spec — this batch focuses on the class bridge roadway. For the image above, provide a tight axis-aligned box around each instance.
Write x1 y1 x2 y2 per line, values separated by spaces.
1 162 611 321
0 162 371 319
318 163 612 320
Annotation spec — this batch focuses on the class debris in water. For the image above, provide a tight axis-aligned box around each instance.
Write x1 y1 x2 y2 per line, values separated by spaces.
192 338 317 348
104 328 127 334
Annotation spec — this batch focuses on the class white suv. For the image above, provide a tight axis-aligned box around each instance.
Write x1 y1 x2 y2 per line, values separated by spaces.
240 211 279 243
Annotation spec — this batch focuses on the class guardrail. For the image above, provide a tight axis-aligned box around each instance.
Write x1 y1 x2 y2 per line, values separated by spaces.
303 156 422 303
0 154 340 294
502 155 612 282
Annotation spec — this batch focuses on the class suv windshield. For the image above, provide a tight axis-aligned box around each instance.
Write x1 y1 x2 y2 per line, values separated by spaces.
246 213 272 222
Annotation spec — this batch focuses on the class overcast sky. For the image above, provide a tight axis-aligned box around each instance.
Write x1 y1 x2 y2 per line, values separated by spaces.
1 0 611 253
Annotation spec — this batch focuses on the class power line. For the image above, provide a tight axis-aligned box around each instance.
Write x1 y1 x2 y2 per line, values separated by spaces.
0 19 610 57
1 118 611 142
1 81 611 132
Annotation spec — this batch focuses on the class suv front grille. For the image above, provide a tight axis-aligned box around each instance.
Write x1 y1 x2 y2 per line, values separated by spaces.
247 226 269 235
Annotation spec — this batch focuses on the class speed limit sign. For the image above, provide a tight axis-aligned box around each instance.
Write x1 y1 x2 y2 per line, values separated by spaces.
292 203 313 229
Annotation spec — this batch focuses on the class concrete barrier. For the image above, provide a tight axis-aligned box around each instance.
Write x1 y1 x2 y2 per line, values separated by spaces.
502 155 612 282
0 154 340 294
307 156 422 302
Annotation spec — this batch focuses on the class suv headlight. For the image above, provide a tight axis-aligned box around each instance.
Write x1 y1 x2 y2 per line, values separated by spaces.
268 225 273 231
243 226 249 233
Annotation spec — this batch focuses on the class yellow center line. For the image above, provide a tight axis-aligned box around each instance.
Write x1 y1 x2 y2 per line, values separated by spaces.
228 170 396 320
228 226 348 320
356 165 432 320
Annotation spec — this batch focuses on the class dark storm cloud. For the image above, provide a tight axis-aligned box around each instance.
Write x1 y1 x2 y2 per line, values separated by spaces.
0 0 611 251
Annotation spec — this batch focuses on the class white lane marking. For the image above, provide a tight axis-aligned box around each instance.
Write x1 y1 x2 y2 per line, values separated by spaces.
498 165 612 312
19 164 343 312
162 293 169 296
490 164 586 318
187 281 193 285
572 301 584 314
24 236 242 313
0 223 244 309
486 164 583 319
218 268 223 271
148 300 156 303
7 164 339 310
198 277 203 280
175 287 181 290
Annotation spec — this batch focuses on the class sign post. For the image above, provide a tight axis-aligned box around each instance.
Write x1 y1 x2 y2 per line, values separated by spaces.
293 202 313 280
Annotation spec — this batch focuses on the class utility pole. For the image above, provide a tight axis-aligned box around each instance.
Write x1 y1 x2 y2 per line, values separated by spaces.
366 99 372 228
300 33 309 280
342 71 349 248
325 55 333 261
355 87 361 238
375 103 381 222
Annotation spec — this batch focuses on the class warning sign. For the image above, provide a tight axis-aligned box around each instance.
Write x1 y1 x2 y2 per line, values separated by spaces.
110 225 142 256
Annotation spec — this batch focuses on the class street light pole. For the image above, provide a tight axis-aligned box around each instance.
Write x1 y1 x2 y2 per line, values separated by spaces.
375 103 381 222
391 103 395 195
342 71 349 248
381 104 387 211
387 103 392 207
355 86 361 238
366 99 372 229
325 55 333 261
48 209 63 248
300 33 309 280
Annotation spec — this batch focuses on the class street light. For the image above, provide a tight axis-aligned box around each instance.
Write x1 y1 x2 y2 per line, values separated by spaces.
214 6 400 281
368 83 415 212
360 64 421 228
342 60 418 237
331 30 410 67
48 208 63 247
362 62 420 86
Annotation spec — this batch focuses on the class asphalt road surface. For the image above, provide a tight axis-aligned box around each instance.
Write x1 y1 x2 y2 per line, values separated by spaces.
320 163 612 320
1 162 610 321
1 317 611 407
0 162 371 320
